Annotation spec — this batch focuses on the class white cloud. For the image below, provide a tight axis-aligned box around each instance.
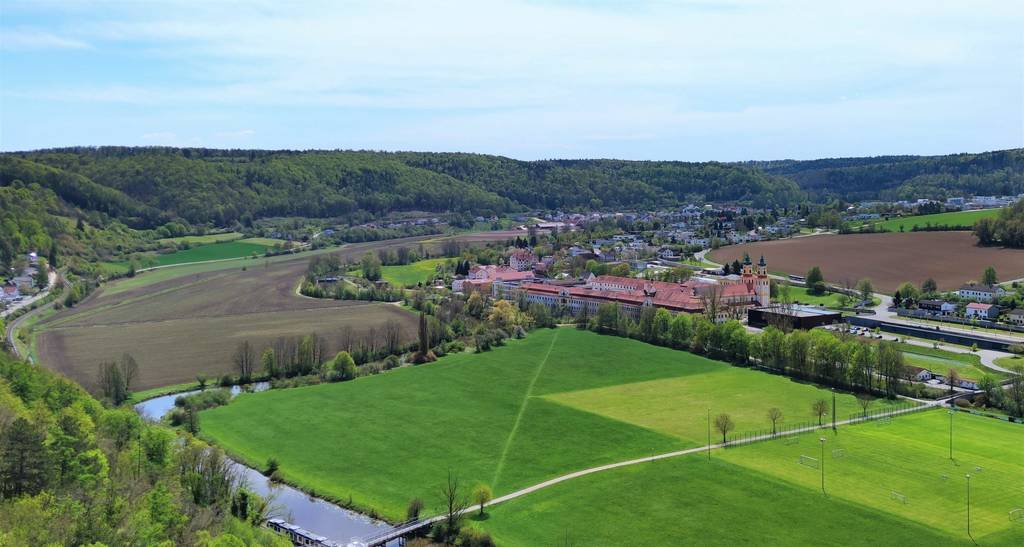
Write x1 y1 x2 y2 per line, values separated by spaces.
1 28 91 50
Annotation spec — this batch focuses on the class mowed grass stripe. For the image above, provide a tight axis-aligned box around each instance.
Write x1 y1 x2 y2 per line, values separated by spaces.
491 329 560 488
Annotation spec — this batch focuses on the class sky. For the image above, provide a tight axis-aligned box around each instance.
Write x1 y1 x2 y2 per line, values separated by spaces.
1 0 1022 161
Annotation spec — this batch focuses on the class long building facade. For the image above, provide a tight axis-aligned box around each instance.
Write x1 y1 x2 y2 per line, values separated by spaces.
515 255 770 322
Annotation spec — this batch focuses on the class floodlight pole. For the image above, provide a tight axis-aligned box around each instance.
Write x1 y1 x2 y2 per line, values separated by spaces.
965 474 973 542
831 388 836 433
819 437 826 495
949 409 954 461
707 408 711 462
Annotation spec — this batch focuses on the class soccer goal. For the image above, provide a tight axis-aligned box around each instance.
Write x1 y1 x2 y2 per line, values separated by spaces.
832 448 846 459
1010 508 1024 523
784 436 800 446
890 491 907 505
798 455 819 469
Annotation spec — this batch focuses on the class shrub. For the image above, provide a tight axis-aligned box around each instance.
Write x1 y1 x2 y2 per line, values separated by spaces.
954 398 972 408
383 355 401 370
457 528 496 547
264 457 279 476
219 374 234 387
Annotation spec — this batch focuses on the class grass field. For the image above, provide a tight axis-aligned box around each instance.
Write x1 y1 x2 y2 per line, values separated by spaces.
895 343 1005 380
994 355 1023 371
476 410 1024 546
868 209 1002 232
201 329 893 521
776 286 879 308
143 241 271 267
349 258 449 287
157 232 244 245
711 232 1024 293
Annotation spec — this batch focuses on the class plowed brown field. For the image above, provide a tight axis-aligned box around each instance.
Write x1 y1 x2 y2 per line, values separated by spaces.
710 232 1024 293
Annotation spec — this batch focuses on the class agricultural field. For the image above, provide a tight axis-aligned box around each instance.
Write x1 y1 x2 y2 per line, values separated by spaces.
711 232 1024 293
349 257 450 287
865 208 1002 232
476 410 1024 546
139 240 273 268
34 237 447 390
201 329 891 521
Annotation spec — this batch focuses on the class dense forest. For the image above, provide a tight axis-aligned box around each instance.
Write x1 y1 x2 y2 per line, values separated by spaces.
750 149 1024 202
0 349 288 545
2 147 1021 234
2 147 802 228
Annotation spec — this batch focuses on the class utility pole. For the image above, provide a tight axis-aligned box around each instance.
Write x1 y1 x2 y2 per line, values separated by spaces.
707 408 711 462
819 437 826 495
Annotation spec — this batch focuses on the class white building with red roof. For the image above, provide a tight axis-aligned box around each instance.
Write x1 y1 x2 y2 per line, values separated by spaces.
509 249 537 271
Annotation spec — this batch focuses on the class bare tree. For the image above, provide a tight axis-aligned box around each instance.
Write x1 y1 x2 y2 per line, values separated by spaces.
698 283 725 323
120 353 138 393
856 394 873 417
233 340 257 381
382 320 403 356
337 325 355 353
438 469 469 541
767 407 783 435
812 399 829 426
946 368 960 395
714 413 735 444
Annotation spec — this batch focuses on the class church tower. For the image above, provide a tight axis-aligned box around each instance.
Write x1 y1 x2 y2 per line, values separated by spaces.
756 255 770 306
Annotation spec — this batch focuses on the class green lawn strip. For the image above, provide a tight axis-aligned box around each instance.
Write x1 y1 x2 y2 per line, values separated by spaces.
237 237 289 247
347 258 450 287
544 367 894 444
201 329 864 521
475 455 971 547
145 241 270 267
720 409 1024 541
127 381 202 404
868 209 1002 232
994 355 1023 371
895 342 1004 379
157 232 244 245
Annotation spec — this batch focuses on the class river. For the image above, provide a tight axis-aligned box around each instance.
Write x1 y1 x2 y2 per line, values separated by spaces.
134 385 393 545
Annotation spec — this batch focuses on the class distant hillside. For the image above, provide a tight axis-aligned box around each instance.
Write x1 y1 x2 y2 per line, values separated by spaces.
1 148 802 228
2 147 1021 231
747 149 1024 202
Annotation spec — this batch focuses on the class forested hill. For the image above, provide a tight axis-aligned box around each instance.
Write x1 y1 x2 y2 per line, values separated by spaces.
747 148 1024 202
1 148 800 228
2 147 1021 230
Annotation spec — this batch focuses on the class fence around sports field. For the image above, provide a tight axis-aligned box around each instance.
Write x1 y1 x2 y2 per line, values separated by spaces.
720 400 924 446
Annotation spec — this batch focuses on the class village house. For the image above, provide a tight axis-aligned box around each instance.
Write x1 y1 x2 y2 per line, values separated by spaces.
1006 309 1024 326
918 299 957 316
964 302 999 320
907 366 933 382
957 283 1006 303
509 249 537 272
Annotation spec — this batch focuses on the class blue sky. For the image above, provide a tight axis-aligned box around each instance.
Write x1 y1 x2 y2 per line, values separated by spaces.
1 0 1022 160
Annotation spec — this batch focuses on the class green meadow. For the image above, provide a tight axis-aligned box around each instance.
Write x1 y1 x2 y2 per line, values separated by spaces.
157 231 244 245
867 208 1002 232
201 328 894 520
476 410 1023 546
349 257 449 287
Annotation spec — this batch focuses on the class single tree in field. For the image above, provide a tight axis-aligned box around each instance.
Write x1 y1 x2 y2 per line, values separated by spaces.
806 266 826 295
982 266 998 286
438 470 469 542
232 340 257 381
406 497 424 521
947 368 960 395
921 278 937 296
196 374 208 390
812 399 829 426
856 278 874 305
856 394 874 417
767 407 783 435
471 483 493 516
714 413 735 444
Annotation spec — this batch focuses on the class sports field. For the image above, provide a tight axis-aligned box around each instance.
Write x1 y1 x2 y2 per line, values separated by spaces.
476 410 1024 546
867 208 1002 232
711 232 1024 293
201 329 890 521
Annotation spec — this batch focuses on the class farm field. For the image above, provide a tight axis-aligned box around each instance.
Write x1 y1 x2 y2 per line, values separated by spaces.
476 410 1024 546
140 240 272 268
866 208 1002 232
33 233 513 391
711 232 1024 293
201 328 892 521
349 257 450 287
